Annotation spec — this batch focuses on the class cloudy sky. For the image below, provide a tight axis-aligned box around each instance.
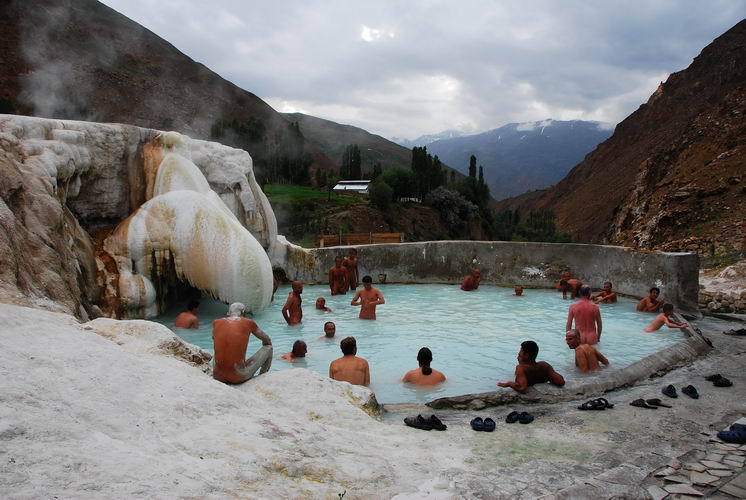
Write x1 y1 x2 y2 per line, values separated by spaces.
100 1 745 140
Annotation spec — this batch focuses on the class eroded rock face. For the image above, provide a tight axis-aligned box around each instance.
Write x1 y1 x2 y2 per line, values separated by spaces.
0 115 278 318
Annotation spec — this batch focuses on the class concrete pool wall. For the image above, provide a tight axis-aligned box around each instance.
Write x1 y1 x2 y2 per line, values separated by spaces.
272 239 700 316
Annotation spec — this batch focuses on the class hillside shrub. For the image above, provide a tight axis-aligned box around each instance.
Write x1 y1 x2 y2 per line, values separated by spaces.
424 187 478 231
369 181 393 211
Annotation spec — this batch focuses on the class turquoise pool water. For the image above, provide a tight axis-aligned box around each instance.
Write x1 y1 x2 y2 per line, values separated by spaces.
156 284 685 403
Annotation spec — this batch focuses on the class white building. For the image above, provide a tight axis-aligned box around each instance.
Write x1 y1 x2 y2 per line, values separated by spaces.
332 180 371 195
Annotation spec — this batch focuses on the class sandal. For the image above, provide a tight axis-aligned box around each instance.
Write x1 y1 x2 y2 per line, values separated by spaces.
681 385 699 399
645 398 672 408
404 414 433 430
518 412 534 424
470 417 485 431
596 397 614 409
578 399 606 411
428 415 447 431
505 411 520 424
661 385 678 398
630 398 658 409
482 418 496 432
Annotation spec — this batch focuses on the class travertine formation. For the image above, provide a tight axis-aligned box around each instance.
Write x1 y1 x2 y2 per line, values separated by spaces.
0 115 277 318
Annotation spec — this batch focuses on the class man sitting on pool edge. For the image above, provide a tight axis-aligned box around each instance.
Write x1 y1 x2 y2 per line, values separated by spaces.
212 302 273 384
497 340 565 393
565 329 609 372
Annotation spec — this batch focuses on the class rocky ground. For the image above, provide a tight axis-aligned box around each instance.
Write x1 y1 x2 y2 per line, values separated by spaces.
1 302 744 499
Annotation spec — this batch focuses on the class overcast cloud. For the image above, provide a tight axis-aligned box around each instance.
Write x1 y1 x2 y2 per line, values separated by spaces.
99 0 745 139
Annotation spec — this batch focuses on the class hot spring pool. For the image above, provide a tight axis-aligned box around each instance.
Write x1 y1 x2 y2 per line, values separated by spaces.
156 284 686 403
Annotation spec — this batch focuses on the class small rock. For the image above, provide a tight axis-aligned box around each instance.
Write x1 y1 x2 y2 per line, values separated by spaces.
684 463 707 472
689 471 718 485
723 459 742 467
708 469 733 477
700 460 730 469
704 453 725 461
725 455 745 463
646 485 668 500
715 443 738 451
655 467 677 477
664 483 703 496
668 459 682 469
664 475 691 483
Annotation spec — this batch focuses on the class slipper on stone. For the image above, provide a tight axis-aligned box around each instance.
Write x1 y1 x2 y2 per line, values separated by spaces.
717 429 746 444
404 414 433 431
505 411 520 424
630 398 658 409
681 385 699 399
470 417 484 431
661 385 678 398
428 415 447 431
645 398 672 408
595 397 614 409
706 374 733 387
730 423 746 432
578 399 606 411
517 412 534 424
482 418 496 432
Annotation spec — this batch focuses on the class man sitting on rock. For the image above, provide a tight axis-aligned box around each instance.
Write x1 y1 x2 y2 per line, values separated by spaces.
174 300 200 329
329 336 370 386
212 302 273 384
497 340 565 393
636 287 664 312
565 329 609 372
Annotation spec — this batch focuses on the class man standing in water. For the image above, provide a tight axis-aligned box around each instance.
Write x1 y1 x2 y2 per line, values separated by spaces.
281 281 303 325
637 287 664 312
497 340 565 393
343 248 360 292
329 336 370 386
174 300 200 329
328 256 348 295
212 302 273 384
592 281 618 304
318 321 336 340
351 275 385 320
565 329 609 372
566 285 602 344
461 269 481 291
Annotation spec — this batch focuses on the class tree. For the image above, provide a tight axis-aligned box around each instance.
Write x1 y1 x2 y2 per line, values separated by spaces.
468 155 477 178
371 163 382 181
478 166 484 184
327 173 340 201
369 181 393 211
379 168 417 201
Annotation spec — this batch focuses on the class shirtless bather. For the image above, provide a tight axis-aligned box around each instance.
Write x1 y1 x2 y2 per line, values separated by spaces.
566 285 602 344
281 340 307 362
565 329 609 372
281 281 303 325
461 269 481 291
559 279 583 299
351 275 385 320
212 302 273 384
556 271 572 290
644 303 689 332
174 300 199 329
592 281 618 304
329 336 370 386
637 287 664 312
318 321 336 340
512 286 524 296
315 297 332 312
497 340 565 393
342 248 360 292
328 256 348 295
402 347 446 386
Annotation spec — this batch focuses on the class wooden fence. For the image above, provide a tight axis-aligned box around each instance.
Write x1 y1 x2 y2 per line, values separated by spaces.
316 232 404 247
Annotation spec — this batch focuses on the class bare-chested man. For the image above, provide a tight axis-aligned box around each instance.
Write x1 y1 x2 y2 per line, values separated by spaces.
637 287 664 312
461 269 481 291
281 281 303 325
402 347 446 386
512 286 524 296
174 300 199 329
556 271 572 290
559 279 583 299
315 297 332 312
212 302 273 384
644 303 689 332
565 329 609 372
351 275 385 320
328 256 348 295
318 321 336 340
342 248 360 292
497 340 565 393
329 336 370 386
592 281 618 304
566 285 602 344
280 340 307 362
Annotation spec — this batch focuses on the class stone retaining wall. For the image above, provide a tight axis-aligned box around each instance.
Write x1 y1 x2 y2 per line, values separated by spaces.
273 240 701 316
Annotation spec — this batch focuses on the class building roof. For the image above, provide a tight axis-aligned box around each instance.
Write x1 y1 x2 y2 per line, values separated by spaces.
333 180 370 191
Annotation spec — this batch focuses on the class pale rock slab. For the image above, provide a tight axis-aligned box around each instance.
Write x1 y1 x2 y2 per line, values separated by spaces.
646 485 669 500
685 463 707 472
709 469 734 478
689 471 719 485
701 460 731 469
663 483 703 496
664 475 691 483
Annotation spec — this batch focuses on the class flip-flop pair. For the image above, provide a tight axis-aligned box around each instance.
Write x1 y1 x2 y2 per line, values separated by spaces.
404 414 447 431
578 397 614 411
630 398 672 409
505 411 534 424
470 417 496 432
717 423 746 444
661 384 699 399
705 374 733 387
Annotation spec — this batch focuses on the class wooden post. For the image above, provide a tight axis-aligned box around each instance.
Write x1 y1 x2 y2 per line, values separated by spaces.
339 230 342 246
369 232 372 244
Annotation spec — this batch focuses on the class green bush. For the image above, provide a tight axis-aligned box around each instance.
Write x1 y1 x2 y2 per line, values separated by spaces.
369 181 393 211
